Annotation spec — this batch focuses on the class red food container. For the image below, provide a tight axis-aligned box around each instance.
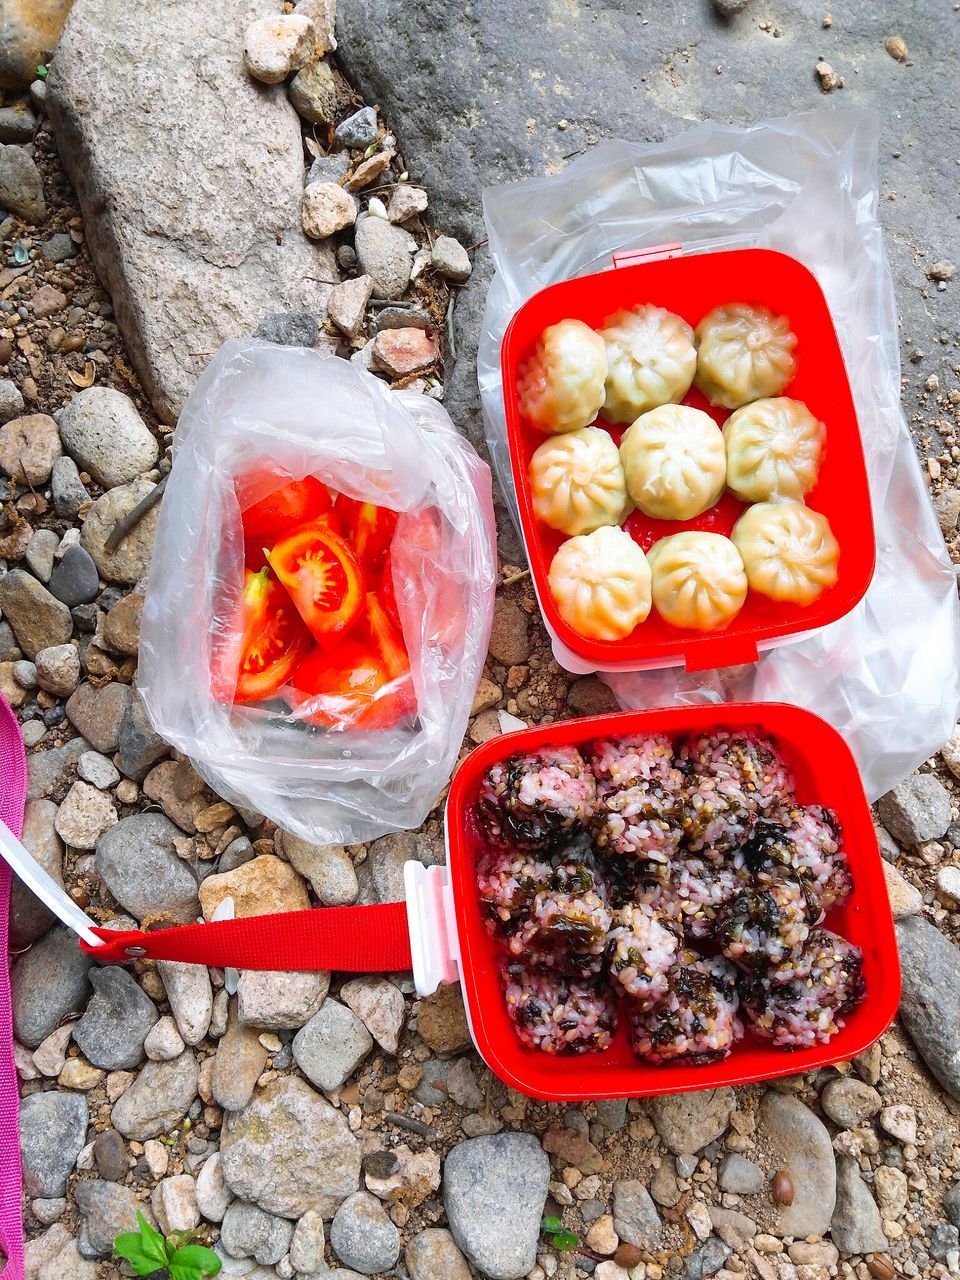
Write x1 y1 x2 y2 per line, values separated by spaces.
407 702 899 1102
500 248 876 674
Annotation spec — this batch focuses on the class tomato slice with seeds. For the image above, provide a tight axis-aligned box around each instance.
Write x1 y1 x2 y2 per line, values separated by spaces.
266 523 365 643
211 568 311 705
287 640 389 728
336 496 399 567
237 473 332 541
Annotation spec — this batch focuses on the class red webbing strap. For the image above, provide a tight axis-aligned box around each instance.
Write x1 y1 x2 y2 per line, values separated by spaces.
81 902 413 972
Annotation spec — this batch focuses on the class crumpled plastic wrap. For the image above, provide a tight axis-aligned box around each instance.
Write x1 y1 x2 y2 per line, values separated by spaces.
478 109 960 801
139 339 497 843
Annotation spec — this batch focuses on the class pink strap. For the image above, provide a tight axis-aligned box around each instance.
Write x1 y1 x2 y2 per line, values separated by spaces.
0 696 26 1280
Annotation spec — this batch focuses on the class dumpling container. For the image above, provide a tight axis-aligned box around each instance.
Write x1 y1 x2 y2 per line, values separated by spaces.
500 247 876 675
406 701 899 1101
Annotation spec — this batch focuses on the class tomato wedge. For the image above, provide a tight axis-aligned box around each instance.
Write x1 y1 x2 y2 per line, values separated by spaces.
211 568 311 704
380 550 401 630
359 590 417 724
266 523 365 643
336 496 399 567
288 641 389 728
237 473 332 540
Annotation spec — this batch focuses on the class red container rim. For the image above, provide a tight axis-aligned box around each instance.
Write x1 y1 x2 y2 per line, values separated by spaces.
500 248 876 673
446 702 900 1101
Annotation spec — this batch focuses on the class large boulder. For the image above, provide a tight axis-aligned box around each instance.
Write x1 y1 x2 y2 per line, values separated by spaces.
47 0 338 423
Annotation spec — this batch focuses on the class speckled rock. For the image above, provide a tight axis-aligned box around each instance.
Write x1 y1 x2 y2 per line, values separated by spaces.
406 1228 471 1280
73 966 158 1070
354 215 415 300
280 833 358 904
12 924 93 1048
19 1090 89 1196
0 569 73 658
54 780 117 849
612 1180 662 1247
236 968 329 1030
649 1089 735 1155
221 1200 293 1265
340 976 404 1053
157 960 213 1045
66 681 132 753
57 386 159 488
198 854 309 920
0 413 61 485
74 1180 152 1258
877 774 952 845
111 1050 199 1140
896 915 960 1100
331 1190 400 1275
754 1091 836 1238
80 479 159 584
289 1208 326 1273
95 812 200 923
293 997 373 1091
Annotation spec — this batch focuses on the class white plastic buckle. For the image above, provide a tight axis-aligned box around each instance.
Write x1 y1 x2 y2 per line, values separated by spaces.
0 818 104 948
403 861 459 997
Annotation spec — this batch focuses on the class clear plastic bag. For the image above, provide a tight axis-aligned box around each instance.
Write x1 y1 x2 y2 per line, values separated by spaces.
478 108 960 801
139 339 497 843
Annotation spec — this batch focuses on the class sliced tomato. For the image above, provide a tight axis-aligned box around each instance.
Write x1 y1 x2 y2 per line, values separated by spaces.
266 523 365 643
380 551 401 630
336 496 399 567
211 568 311 705
237 473 332 540
287 640 389 728
359 590 417 724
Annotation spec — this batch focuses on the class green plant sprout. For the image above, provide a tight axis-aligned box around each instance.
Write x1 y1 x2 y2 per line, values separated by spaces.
113 1213 222 1280
36 65 48 80
541 1214 579 1251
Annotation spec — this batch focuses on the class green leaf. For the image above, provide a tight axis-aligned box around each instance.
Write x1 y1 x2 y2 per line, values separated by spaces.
36 64 48 80
111 1239 162 1277
541 1215 562 1233
551 1231 579 1251
136 1212 170 1265
171 1243 223 1277
169 1263 203 1280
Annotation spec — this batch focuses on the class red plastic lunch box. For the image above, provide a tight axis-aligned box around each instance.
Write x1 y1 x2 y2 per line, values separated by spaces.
500 248 876 675
406 701 900 1101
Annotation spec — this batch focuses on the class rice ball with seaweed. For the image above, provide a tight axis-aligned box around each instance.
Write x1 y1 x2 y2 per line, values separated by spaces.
716 878 823 971
637 857 746 941
500 961 618 1054
592 735 685 864
736 807 851 913
608 903 681 1009
477 746 597 851
678 729 795 858
741 929 865 1049
627 950 743 1064
476 848 555 927
502 847 611 977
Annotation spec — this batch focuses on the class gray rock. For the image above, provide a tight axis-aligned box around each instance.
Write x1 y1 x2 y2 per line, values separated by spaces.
612 1179 662 1248
820 1078 882 1129
27 736 87 801
218 835 254 873
253 312 318 346
48 545 100 607
896 915 960 1100
362 830 439 903
831 1155 888 1254
877 775 952 845
0 141 45 220
220 1075 362 1218
339 976 404 1053
12 924 93 1047
42 231 78 262
649 1088 735 1155
754 1091 836 1238
220 1201 293 1266
236 968 328 1030
0 620 20 660
51 455 90 519
443 1134 549 1280
307 152 351 185
80 478 159 584
293 997 373 1091
281 833 358 904
95 812 200 923
0 376 24 422
414 1057 454 1106
0 101 35 142
686 1239 733 1280
431 235 471 282
946 1180 960 1228
117 686 169 780
335 106 378 149
9 797 63 948
288 57 354 126
369 304 434 332
354 216 415 300
111 1049 199 1140
19 1090 89 1196
717 1154 763 1195
57 387 158 489
714 0 752 14
76 750 119 790
406 1228 471 1280
66 682 131 754
289 1208 326 1273
595 1097 629 1132
0 569 72 658
48 0 339 424
446 1056 484 1109
331 1190 400 1275
930 1224 960 1261
73 967 158 1070
24 529 59 583
157 960 213 1045
75 1180 150 1257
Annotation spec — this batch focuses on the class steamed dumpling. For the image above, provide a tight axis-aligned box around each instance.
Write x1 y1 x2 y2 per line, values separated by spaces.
548 525 651 641
732 501 839 606
529 427 632 536
647 532 748 631
599 304 697 423
619 405 726 521
517 319 608 434
724 397 825 502
695 304 798 410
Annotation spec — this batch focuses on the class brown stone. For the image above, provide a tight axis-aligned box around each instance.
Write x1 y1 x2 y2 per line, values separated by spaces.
371 327 438 378
415 982 470 1054
0 413 62 485
347 152 391 190
542 1125 605 1174
198 854 310 920
102 592 143 655
0 0 74 89
488 597 531 664
30 285 67 318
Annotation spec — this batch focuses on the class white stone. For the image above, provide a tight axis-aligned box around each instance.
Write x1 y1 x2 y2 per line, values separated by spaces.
879 1104 917 1145
34 644 80 697
143 1139 169 1179
157 959 214 1045
339 976 405 1054
152 1174 200 1234
54 781 117 849
77 751 120 790
302 180 356 239
937 864 960 906
196 1152 233 1224
144 1016 186 1062
243 13 316 84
